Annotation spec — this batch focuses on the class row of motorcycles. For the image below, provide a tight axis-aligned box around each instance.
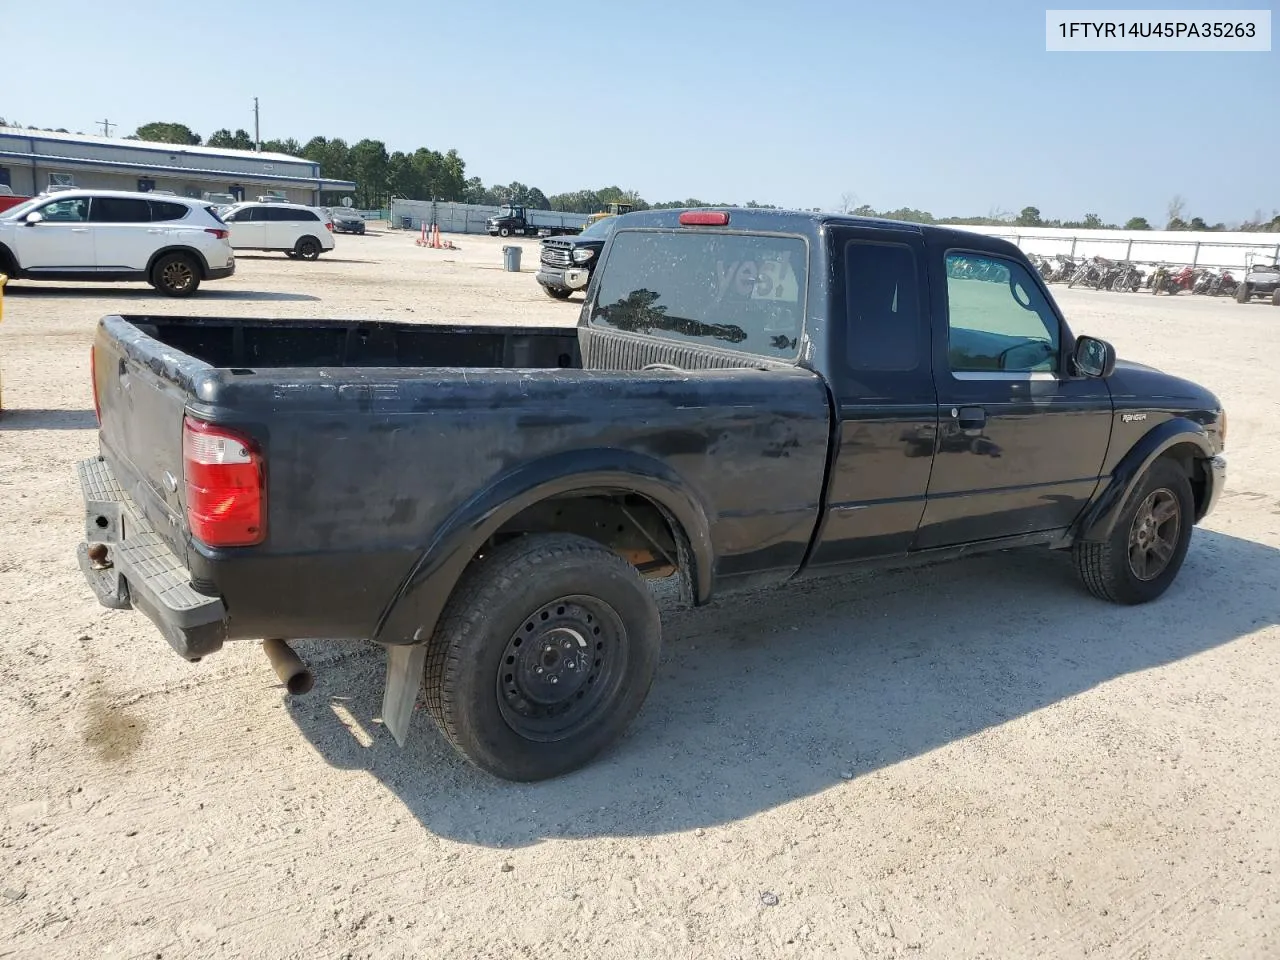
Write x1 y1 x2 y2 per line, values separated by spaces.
1025 254 1239 297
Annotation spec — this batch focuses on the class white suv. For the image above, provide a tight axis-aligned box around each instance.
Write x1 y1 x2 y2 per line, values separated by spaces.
221 201 335 260
0 190 235 297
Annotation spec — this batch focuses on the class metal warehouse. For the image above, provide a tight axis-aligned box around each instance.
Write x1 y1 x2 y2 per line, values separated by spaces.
0 127 355 205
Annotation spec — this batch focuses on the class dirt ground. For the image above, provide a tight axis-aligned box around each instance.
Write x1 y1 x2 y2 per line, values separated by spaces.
1 225 1277 960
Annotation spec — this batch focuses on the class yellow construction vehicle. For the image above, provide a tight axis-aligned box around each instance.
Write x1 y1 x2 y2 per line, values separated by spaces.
584 202 634 228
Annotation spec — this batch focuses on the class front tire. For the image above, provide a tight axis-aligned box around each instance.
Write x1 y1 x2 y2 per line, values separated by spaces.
423 533 662 782
499 227 510 238
539 282 573 300
150 252 201 297
1073 457 1194 605
1236 282 1251 304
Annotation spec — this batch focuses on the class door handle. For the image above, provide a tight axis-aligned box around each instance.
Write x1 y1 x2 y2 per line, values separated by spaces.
953 405 986 434
71 227 90 233
147 228 164 234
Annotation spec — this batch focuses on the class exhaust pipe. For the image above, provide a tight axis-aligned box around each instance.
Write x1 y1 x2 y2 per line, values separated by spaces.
261 638 314 695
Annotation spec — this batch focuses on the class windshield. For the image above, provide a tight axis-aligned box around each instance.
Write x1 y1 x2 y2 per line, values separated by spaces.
0 197 44 221
578 217 618 240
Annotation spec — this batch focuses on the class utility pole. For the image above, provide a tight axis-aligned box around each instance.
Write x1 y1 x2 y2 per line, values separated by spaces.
253 97 260 152
97 118 115 137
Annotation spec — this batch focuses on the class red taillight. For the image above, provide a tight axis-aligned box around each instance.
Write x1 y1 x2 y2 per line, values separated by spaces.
679 210 730 226
326 222 334 231
90 345 101 424
182 416 265 547
205 228 230 240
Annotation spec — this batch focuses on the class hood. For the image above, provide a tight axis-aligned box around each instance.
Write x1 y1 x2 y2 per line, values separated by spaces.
1107 358 1220 409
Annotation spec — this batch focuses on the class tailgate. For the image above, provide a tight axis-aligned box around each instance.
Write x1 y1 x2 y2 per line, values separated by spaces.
92 320 194 567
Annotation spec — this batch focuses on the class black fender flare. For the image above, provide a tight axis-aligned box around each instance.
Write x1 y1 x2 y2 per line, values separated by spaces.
372 448 713 645
1074 417 1216 542
146 246 212 279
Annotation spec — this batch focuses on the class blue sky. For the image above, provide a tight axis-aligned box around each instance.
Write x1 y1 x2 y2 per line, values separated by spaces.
3 0 1274 224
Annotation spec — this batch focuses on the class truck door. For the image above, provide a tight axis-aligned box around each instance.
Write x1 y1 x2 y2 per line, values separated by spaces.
916 245 1112 548
805 225 938 568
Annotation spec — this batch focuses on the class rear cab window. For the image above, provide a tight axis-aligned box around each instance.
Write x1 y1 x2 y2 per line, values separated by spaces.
150 200 192 222
590 229 807 359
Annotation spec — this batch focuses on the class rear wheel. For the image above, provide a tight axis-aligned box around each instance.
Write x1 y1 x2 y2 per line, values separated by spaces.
1272 288 1280 306
539 282 573 300
295 237 322 261
423 533 662 781
1073 457 1194 605
150 252 201 297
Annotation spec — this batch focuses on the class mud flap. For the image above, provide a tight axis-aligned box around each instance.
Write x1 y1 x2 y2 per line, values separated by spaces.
381 643 427 746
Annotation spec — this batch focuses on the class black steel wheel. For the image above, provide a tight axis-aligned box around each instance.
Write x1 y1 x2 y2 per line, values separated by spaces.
150 252 201 297
423 533 662 781
1073 457 1194 604
495 596 627 742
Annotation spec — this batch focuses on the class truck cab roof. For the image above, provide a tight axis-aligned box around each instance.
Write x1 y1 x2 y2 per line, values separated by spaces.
610 207 1024 259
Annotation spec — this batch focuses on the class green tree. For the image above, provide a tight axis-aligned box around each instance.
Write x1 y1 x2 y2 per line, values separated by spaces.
207 128 255 150
301 137 351 181
1124 216 1151 230
260 137 302 156
349 139 390 207
1082 213 1104 229
134 121 201 145
1016 206 1043 226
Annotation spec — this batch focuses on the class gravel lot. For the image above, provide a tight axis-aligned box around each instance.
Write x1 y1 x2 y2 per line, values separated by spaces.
1 225 1277 960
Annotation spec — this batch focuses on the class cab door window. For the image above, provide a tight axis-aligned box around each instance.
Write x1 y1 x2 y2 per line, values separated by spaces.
944 253 1060 374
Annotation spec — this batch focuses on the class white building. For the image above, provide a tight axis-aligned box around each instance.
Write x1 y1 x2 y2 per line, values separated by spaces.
0 127 355 205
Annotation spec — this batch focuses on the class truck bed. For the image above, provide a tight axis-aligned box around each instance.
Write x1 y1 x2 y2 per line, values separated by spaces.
88 313 832 654
127 316 583 370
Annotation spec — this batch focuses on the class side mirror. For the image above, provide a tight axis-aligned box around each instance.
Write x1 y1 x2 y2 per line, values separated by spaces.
24 211 44 225
1074 335 1116 378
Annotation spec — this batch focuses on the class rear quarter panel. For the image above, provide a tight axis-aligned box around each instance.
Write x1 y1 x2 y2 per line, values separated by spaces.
191 364 832 640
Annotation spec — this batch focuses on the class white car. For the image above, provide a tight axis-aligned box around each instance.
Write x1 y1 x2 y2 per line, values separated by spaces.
220 201 335 260
0 189 234 297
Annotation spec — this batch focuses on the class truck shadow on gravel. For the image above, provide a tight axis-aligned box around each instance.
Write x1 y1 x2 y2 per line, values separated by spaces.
284 528 1278 847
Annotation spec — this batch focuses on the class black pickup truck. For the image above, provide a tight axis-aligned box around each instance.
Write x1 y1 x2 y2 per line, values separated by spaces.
535 215 619 299
77 208 1227 782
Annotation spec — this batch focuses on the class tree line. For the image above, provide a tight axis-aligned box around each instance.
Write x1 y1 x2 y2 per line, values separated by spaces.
837 194 1280 233
3 115 1277 232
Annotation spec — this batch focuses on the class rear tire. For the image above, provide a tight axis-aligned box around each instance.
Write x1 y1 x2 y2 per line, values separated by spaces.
295 237 322 261
150 252 201 297
1272 288 1279 307
423 533 662 782
1073 457 1194 605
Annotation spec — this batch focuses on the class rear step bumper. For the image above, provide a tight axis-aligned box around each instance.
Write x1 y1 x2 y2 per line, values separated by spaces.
76 456 228 661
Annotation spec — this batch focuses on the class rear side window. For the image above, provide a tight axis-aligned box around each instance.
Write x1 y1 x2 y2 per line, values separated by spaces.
844 241 921 372
591 230 807 358
89 197 152 223
150 200 191 222
267 207 318 221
